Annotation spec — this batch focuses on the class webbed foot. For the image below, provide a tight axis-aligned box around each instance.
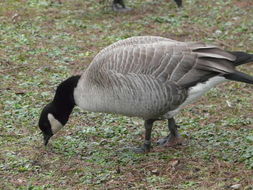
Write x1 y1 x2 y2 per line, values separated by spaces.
132 144 151 153
112 4 132 12
130 140 151 153
157 135 184 147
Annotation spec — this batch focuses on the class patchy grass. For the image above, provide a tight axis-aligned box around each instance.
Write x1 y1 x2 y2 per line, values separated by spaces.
0 0 253 189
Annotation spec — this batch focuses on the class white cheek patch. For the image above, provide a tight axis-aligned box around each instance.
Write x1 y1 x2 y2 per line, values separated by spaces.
48 113 63 134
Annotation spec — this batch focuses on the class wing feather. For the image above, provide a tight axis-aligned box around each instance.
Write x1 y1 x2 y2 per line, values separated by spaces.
88 37 236 89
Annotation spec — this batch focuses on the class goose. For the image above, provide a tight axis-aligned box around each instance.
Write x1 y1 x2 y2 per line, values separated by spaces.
39 36 253 153
112 0 182 12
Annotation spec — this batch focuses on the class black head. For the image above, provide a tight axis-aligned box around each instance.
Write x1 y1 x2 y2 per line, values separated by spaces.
38 103 55 145
38 75 81 146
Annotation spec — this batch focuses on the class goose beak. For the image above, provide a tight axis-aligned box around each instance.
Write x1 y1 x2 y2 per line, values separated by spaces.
43 133 53 146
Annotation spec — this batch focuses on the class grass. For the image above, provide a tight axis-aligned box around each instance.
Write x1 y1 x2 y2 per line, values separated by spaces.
0 0 253 189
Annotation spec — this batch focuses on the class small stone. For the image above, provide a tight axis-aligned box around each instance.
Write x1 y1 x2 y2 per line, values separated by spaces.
151 169 158 174
17 178 25 184
215 30 222 35
230 184 242 189
170 159 179 167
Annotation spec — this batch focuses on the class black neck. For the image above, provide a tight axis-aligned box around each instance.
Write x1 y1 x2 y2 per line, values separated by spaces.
52 75 81 125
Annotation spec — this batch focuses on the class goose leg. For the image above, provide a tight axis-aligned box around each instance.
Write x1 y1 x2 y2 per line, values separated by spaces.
157 118 182 146
133 119 155 153
174 0 182 7
112 0 132 12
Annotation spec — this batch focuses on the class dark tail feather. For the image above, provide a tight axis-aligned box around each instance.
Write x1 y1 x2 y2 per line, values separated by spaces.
229 51 253 66
225 70 253 84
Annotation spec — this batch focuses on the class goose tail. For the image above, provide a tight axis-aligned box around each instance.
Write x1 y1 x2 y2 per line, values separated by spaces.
224 51 253 84
225 71 253 84
230 51 253 66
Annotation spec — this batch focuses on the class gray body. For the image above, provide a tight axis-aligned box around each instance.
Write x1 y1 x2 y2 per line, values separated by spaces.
74 36 235 120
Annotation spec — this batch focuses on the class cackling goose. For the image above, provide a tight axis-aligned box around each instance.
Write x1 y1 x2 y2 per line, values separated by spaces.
39 36 253 153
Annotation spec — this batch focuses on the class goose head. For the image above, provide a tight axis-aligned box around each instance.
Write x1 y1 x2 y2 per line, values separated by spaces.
38 75 81 145
38 103 64 145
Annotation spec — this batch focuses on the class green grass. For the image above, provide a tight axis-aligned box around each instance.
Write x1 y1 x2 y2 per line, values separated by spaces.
0 0 253 189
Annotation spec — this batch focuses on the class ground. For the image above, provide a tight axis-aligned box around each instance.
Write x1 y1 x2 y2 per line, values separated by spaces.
0 0 253 189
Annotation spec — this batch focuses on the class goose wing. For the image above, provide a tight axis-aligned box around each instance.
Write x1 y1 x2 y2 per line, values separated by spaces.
92 37 236 88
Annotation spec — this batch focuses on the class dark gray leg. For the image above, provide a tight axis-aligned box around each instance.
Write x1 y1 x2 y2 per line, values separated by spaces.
113 0 125 8
168 117 179 137
157 118 182 146
134 119 155 153
174 0 182 7
112 0 132 12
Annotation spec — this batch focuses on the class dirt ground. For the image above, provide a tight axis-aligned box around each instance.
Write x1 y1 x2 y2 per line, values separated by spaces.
0 0 253 189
